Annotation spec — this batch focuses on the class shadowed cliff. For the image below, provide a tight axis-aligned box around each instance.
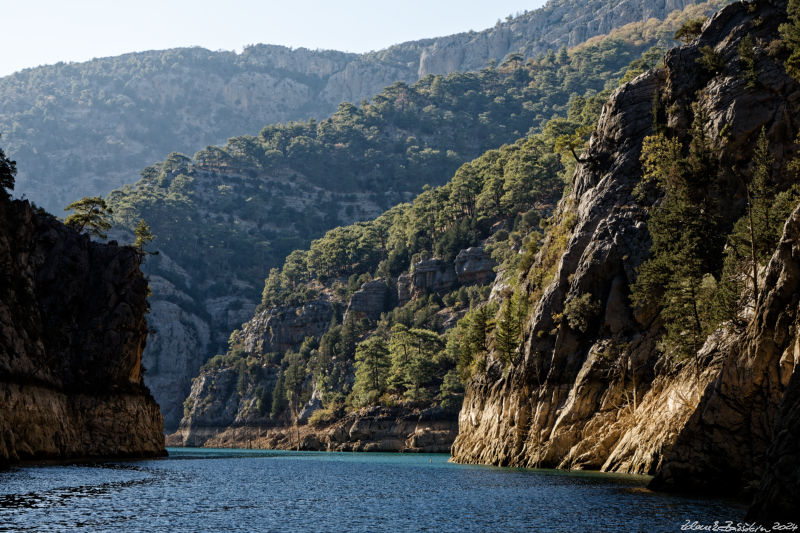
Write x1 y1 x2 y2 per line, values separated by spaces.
0 194 165 464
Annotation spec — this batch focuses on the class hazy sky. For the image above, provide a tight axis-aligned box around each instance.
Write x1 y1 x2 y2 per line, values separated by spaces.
1 0 547 77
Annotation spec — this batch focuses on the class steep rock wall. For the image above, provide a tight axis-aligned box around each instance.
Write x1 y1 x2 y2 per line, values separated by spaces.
747 364 800 520
652 204 800 495
453 0 800 493
0 199 165 464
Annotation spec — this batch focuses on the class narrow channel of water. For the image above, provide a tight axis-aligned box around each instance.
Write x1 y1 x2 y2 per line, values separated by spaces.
0 448 747 532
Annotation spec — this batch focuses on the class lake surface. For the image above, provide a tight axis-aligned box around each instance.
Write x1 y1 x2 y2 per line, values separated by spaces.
0 448 746 532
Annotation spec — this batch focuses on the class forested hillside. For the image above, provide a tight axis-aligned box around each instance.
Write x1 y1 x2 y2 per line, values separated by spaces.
443 0 800 519
174 91 604 447
0 0 703 213
114 20 686 428
104 0 725 431
172 0 732 443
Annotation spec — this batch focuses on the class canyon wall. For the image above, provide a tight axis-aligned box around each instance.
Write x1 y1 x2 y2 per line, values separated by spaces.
0 199 165 464
452 1 800 513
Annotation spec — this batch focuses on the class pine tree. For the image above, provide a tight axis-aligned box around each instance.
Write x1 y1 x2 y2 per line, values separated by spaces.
0 143 16 199
780 0 800 82
64 196 113 239
632 106 723 361
494 291 528 364
352 336 390 406
270 370 287 420
714 128 778 321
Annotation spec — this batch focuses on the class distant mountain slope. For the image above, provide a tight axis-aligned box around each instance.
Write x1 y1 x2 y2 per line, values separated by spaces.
0 0 700 212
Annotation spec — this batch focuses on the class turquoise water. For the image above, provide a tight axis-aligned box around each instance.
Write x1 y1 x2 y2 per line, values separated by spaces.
0 448 746 532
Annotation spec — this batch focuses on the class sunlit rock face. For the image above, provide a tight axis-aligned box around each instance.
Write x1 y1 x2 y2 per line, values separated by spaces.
453 0 800 514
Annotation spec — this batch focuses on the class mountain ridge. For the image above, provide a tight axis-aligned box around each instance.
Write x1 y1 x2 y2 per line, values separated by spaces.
1 0 700 213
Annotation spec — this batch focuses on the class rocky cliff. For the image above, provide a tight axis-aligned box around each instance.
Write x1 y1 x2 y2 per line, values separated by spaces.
651 205 800 496
416 0 696 76
452 0 800 517
748 359 800 520
2 0 708 214
0 198 165 464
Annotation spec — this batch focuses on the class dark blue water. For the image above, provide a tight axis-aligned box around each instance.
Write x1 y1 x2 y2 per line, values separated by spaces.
0 448 746 532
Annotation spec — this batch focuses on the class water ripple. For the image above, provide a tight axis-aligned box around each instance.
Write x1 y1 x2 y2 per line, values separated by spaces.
0 449 746 532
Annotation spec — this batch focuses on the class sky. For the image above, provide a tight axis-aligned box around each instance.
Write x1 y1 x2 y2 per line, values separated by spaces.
1 0 547 77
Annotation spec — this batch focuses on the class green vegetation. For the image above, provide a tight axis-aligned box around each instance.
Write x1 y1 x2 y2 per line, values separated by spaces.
780 0 800 82
564 293 602 333
738 34 759 89
351 336 390 407
104 33 666 362
674 16 708 43
632 103 800 361
64 196 113 239
133 219 157 259
697 45 725 74
179 1 732 425
226 88 612 421
258 92 612 311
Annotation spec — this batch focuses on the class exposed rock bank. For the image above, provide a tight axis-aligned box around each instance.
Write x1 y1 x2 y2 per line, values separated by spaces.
168 406 457 453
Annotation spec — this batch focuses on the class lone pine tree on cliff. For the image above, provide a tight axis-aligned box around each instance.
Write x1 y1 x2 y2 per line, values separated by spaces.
64 196 113 239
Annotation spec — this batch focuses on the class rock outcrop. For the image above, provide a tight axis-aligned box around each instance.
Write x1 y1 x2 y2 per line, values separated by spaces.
344 279 392 322
748 365 800 520
173 297 336 445
417 0 697 77
652 204 800 496
453 0 800 508
241 300 333 356
397 273 413 307
0 199 165 464
454 246 496 286
410 258 458 298
176 361 277 447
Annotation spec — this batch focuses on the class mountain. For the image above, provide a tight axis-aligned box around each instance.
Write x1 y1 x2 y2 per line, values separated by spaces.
0 0 702 214
0 152 164 463
111 0 732 432
167 0 733 445
447 0 800 518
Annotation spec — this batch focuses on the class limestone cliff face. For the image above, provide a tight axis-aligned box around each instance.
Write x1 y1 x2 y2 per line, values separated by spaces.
0 199 165 464
748 362 800 520
417 0 696 77
174 299 334 445
177 361 277 447
173 243 496 447
241 300 334 356
453 0 800 502
652 204 800 495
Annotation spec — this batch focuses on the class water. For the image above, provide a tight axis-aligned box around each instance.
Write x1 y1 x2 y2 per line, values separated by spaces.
0 448 746 532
